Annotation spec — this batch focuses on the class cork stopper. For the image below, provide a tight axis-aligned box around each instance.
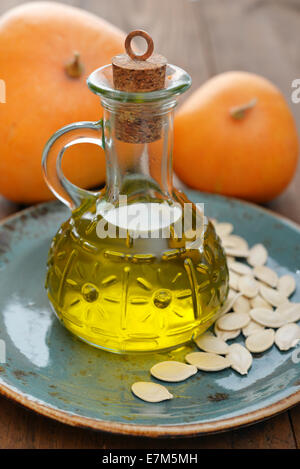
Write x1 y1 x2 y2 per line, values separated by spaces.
112 30 167 143
112 30 167 92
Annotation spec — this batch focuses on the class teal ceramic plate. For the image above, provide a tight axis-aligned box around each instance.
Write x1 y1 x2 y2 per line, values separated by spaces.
0 190 299 437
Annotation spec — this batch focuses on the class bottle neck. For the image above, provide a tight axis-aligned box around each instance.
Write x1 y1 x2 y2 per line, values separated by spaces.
101 98 176 204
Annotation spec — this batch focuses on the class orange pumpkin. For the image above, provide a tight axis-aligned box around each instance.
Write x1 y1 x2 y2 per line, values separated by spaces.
0 2 125 203
174 71 299 203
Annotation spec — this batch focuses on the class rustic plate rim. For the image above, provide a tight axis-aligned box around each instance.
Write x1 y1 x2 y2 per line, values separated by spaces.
0 380 299 437
0 194 299 437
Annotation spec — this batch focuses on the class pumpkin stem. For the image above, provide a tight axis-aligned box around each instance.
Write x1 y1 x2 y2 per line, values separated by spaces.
230 98 257 120
65 52 84 79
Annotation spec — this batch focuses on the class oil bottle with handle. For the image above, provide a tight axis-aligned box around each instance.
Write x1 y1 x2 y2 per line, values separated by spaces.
42 30 229 353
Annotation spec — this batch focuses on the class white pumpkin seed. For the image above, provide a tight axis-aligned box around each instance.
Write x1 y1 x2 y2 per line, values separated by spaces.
242 320 265 337
248 244 268 267
245 329 275 353
238 275 259 298
219 292 242 315
250 294 273 310
278 275 296 297
277 302 300 323
131 382 173 403
216 312 250 331
250 308 287 328
195 331 229 355
150 361 197 382
225 247 249 258
185 352 231 371
226 257 235 268
260 284 287 307
222 235 249 251
227 343 253 375
215 222 234 238
253 265 278 288
214 322 241 341
228 288 237 300
275 323 300 351
275 301 291 313
233 295 251 314
229 270 240 290
229 261 252 276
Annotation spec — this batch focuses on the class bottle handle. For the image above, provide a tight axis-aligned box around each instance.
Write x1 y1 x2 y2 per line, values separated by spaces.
42 120 104 210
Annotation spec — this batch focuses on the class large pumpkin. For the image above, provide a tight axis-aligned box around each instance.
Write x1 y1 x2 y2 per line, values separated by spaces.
174 71 299 203
0 2 125 203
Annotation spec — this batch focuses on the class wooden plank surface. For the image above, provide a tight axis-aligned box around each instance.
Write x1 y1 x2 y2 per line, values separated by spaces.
291 405 300 448
0 0 299 449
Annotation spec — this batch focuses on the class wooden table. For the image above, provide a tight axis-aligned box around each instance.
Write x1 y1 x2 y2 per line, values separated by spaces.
0 0 299 449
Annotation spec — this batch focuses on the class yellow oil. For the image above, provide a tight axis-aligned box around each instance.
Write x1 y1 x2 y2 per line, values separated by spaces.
46 197 228 353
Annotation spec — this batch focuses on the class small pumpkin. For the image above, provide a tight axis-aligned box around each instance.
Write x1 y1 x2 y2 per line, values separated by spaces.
0 1 125 203
174 71 299 203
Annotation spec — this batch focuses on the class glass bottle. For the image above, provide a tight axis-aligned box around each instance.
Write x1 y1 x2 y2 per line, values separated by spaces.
42 31 228 353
